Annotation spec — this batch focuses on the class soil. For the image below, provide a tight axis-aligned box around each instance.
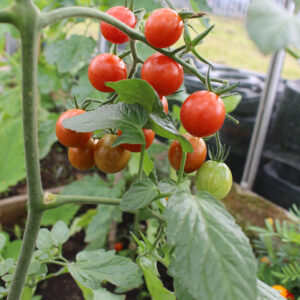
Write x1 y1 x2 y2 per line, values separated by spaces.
0 143 93 200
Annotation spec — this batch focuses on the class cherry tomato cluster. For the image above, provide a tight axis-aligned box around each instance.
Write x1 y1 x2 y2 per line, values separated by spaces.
55 110 130 173
56 6 232 199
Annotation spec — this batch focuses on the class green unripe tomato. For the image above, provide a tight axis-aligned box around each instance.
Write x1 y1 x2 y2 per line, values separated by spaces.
195 160 232 200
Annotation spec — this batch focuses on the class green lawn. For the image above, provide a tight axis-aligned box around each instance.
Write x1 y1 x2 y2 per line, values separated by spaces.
182 16 300 79
71 15 300 79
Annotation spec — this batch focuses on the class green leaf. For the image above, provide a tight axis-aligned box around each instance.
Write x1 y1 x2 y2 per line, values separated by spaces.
36 229 53 251
41 204 80 226
257 280 286 300
21 286 33 300
38 113 58 159
295 0 300 13
148 114 193 153
158 179 177 195
51 221 70 246
138 256 176 300
2 240 22 260
68 250 142 290
164 191 257 300
0 88 22 118
0 118 25 193
106 79 158 113
45 35 96 73
143 151 154 176
0 234 6 252
93 288 125 300
120 179 158 212
128 151 154 176
246 0 300 54
63 103 148 146
38 64 61 94
222 93 242 113
173 277 196 300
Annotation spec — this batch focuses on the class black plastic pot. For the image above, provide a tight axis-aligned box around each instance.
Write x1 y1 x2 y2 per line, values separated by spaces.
269 80 300 154
254 160 300 209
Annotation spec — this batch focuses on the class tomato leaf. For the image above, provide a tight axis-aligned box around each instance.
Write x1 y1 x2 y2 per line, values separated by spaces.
158 179 177 195
246 0 300 54
106 79 159 113
138 256 176 300
68 250 142 290
222 93 242 113
0 118 25 193
257 280 286 300
63 103 148 146
147 114 193 153
51 221 70 246
164 191 257 300
120 179 158 212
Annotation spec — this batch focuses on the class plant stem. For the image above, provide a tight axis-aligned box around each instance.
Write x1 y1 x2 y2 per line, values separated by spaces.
8 2 44 299
44 193 121 208
177 152 187 185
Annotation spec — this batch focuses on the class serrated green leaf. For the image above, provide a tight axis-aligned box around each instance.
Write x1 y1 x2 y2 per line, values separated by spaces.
0 234 6 252
68 250 142 290
38 113 58 159
51 221 70 246
120 179 158 212
143 151 154 176
63 103 148 146
158 179 177 195
2 240 22 260
148 114 192 153
222 93 242 113
164 191 257 300
107 79 158 113
36 229 53 251
257 280 286 300
46 35 96 73
0 118 25 193
138 256 176 300
246 0 300 54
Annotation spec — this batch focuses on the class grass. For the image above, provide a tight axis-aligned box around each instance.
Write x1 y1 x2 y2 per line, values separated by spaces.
70 15 300 79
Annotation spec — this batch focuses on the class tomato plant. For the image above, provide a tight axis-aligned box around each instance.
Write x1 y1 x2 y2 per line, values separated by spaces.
68 139 95 170
101 6 137 44
180 90 226 137
168 134 207 173
141 53 184 96
0 1 282 300
88 53 127 92
56 109 93 147
118 129 155 152
93 134 130 174
145 8 183 48
195 160 233 199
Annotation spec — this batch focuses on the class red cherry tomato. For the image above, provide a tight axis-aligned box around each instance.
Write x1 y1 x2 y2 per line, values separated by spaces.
180 91 226 137
88 53 127 93
114 242 123 252
141 53 184 96
56 109 93 148
168 134 207 173
94 134 130 174
101 6 137 44
160 96 169 114
145 8 183 48
68 139 95 170
117 129 155 152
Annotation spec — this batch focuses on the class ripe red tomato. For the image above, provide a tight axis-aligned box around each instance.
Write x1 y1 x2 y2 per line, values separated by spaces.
168 134 207 173
272 286 289 298
114 242 123 251
117 129 155 152
94 134 130 173
141 53 183 96
68 139 95 170
145 8 183 48
101 6 137 44
56 109 93 148
160 96 168 114
88 53 127 93
195 160 232 200
180 91 226 137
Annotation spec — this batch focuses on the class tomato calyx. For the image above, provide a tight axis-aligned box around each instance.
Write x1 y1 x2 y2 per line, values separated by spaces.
208 132 231 163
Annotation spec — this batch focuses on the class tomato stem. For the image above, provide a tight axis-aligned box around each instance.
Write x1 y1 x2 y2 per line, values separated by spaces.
177 152 187 185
